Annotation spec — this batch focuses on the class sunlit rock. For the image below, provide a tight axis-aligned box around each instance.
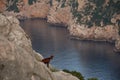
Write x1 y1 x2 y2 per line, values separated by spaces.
69 24 118 42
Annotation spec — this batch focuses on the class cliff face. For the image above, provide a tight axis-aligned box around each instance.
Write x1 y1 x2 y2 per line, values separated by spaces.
1 0 120 51
47 0 120 51
17 0 50 18
47 0 119 41
0 14 79 80
47 0 73 26
2 0 50 19
69 24 118 42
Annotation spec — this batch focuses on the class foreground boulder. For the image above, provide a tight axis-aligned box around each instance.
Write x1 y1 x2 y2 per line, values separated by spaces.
0 14 79 80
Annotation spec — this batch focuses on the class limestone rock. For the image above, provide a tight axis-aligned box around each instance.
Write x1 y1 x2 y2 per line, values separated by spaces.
47 0 73 26
0 14 10 36
77 0 87 11
69 24 119 42
34 50 43 61
17 0 50 19
3 0 50 19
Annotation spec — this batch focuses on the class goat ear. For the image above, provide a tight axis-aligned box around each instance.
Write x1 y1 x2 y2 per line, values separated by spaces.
51 55 54 57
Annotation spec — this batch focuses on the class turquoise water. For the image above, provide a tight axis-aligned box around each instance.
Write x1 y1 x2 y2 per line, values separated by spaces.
20 19 120 80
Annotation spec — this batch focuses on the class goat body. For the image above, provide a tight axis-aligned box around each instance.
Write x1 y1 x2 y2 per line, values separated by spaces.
41 55 54 67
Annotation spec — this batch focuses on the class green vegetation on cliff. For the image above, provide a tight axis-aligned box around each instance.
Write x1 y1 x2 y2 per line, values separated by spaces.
56 0 67 8
63 69 99 80
6 0 119 28
7 0 19 12
70 0 120 28
54 0 119 28
61 0 66 8
6 0 37 12
28 0 37 5
63 69 84 80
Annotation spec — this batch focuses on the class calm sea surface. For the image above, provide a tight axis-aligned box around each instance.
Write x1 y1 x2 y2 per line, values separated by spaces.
20 19 120 80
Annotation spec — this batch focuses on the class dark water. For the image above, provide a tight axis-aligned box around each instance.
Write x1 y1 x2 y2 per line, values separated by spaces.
20 19 120 80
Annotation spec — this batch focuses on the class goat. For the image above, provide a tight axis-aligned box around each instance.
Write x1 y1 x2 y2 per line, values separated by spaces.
41 55 54 67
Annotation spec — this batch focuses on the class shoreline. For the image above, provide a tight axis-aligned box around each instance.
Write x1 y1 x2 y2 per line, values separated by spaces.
20 18 119 53
70 36 115 44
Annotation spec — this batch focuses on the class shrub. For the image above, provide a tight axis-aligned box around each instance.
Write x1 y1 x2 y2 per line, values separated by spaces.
28 0 37 5
63 69 99 80
87 78 98 80
56 0 61 2
61 0 66 8
70 0 120 28
7 0 19 12
63 69 85 80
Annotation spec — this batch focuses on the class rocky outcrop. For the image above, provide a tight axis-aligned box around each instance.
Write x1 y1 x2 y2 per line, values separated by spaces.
17 0 50 19
0 14 79 80
69 24 119 42
3 0 50 19
47 0 73 26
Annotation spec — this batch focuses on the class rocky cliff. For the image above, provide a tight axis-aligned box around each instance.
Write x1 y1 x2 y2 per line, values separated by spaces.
47 0 73 26
47 0 120 52
0 14 79 80
47 0 119 41
1 0 50 19
17 0 50 18
69 24 118 41
1 0 120 51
